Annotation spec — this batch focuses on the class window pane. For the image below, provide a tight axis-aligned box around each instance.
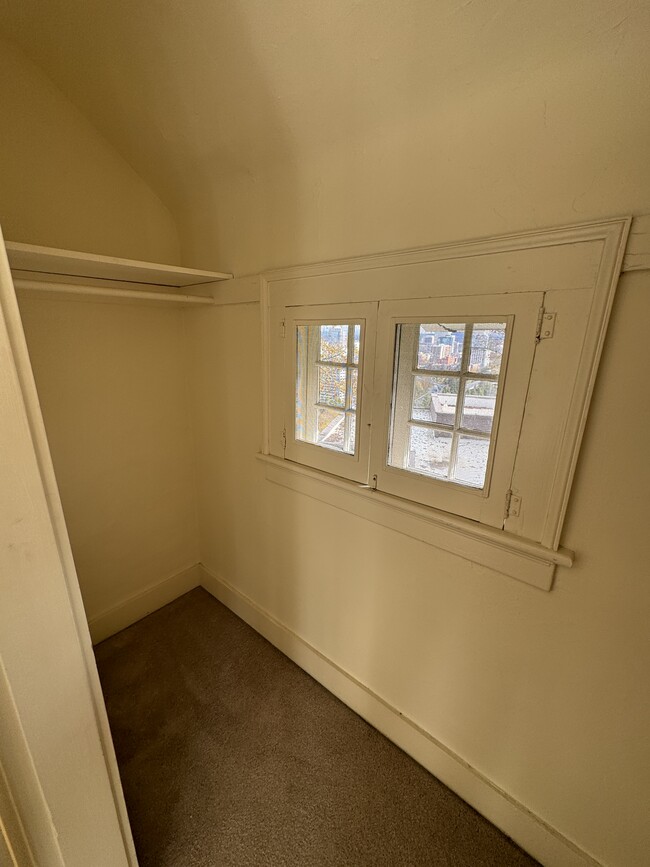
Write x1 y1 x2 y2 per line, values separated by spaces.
316 407 346 450
412 375 458 423
407 426 452 478
453 435 490 487
353 324 361 365
417 323 465 372
319 324 348 363
295 322 360 455
318 365 346 407
350 367 358 410
461 379 498 433
468 323 506 375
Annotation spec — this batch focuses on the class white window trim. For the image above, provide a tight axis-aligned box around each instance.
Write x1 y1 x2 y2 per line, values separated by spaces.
260 218 631 590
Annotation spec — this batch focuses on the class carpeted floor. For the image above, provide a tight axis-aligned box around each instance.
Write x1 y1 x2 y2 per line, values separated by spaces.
95 588 538 866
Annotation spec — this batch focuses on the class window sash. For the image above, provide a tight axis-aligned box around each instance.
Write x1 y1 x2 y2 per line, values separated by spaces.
284 303 378 483
389 319 506 490
370 295 543 528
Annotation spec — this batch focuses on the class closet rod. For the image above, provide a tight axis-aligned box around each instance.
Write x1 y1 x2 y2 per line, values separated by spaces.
13 278 215 305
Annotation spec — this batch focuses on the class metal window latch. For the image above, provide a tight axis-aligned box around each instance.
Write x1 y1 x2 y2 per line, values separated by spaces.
280 319 286 338
536 310 556 341
359 474 378 491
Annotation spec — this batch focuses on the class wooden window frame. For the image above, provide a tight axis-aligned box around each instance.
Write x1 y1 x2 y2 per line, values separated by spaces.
261 218 631 590
284 302 377 483
371 294 541 528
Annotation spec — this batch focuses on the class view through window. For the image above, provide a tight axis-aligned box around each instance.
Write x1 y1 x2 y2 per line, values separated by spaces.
388 321 507 489
295 323 361 455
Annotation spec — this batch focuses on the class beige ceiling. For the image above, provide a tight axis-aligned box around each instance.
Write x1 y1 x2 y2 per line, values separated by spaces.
2 0 646 220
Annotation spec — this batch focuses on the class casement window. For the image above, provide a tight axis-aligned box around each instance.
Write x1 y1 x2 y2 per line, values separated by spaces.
284 303 376 482
283 293 539 526
263 219 630 588
370 294 540 526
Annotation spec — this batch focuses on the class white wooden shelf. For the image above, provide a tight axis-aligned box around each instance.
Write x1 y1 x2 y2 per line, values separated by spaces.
6 241 231 287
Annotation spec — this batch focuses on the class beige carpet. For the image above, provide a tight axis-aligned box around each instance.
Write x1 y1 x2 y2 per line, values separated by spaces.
95 588 538 866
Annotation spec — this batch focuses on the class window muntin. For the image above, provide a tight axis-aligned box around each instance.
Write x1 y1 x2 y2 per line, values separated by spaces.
295 322 361 455
388 320 507 490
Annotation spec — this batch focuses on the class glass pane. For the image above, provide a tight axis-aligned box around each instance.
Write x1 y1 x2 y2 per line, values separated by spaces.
318 365 346 407
319 324 348 363
468 323 506 375
316 407 346 450
353 324 361 365
417 323 465 372
461 379 498 433
407 426 452 478
412 375 458 423
453 435 490 487
350 368 358 410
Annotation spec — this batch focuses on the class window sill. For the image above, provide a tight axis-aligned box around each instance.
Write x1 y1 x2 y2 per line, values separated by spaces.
256 453 573 591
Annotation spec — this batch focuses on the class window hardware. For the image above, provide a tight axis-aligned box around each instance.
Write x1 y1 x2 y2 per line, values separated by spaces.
505 490 522 519
536 309 556 341
360 474 378 491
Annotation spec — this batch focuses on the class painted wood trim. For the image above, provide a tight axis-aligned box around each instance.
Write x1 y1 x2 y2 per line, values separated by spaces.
199 565 600 867
622 213 650 272
261 218 630 283
6 240 231 286
0 660 50 867
257 454 573 590
542 218 630 548
14 278 215 305
88 564 203 644
0 231 138 865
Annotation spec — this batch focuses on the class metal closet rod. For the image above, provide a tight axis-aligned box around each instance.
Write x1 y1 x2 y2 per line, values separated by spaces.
13 277 215 305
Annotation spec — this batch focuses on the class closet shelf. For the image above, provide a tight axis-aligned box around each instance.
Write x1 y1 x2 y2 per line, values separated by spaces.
6 241 232 287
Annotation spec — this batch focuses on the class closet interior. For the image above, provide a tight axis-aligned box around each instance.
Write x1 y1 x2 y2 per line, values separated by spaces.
9 240 233 643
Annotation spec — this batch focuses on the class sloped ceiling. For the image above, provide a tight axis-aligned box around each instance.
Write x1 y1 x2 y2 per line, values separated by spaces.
2 0 645 211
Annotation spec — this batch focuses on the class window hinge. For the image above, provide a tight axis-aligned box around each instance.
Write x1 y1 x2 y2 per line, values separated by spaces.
536 308 556 341
280 319 286 338
505 490 522 519
281 428 287 451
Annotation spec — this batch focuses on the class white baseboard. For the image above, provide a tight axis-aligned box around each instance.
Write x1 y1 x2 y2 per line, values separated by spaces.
198 564 599 867
89 564 202 644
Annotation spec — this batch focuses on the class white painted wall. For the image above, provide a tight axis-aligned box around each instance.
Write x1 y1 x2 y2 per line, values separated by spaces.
0 38 199 628
18 296 199 625
0 37 179 263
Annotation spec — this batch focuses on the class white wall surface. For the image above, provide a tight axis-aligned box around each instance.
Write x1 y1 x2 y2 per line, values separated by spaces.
0 37 179 263
0 36 196 626
18 296 199 623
